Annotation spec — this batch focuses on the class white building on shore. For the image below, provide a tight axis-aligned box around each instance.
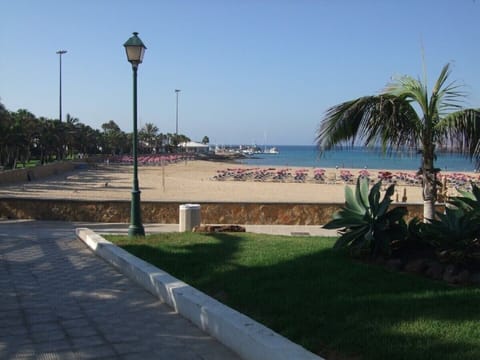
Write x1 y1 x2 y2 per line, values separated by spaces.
178 141 210 153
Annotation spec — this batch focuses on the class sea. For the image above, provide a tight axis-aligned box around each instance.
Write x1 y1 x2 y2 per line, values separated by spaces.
238 145 478 172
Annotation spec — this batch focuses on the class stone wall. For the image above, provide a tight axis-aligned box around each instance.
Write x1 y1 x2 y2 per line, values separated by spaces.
0 162 77 185
0 198 433 225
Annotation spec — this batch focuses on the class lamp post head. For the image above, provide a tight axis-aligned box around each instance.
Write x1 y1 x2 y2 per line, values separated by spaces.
56 50 67 55
124 32 147 67
175 89 181 93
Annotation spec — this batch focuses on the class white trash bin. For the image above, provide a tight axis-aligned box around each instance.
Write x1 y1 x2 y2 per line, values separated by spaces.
179 204 201 232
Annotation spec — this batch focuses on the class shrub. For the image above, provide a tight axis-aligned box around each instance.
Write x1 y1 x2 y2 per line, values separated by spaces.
449 182 480 217
323 178 407 258
419 183 480 266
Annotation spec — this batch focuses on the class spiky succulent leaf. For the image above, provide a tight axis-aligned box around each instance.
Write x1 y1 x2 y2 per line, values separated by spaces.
358 177 370 208
334 226 368 249
380 206 408 222
344 185 365 215
384 183 396 198
422 206 480 259
325 179 408 257
345 186 365 215
377 185 395 217
368 181 382 215
323 215 364 229
449 183 480 216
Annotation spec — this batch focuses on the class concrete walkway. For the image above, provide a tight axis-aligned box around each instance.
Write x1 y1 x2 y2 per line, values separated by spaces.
0 220 241 359
74 222 338 237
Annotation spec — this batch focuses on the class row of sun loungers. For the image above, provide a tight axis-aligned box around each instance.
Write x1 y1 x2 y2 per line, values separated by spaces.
212 168 315 183
211 167 480 189
106 154 194 166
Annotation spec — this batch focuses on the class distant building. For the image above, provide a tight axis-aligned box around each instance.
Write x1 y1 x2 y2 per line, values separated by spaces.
178 141 209 153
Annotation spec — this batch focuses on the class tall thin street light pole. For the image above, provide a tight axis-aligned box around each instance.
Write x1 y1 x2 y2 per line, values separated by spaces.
56 50 67 122
175 89 181 136
124 32 147 237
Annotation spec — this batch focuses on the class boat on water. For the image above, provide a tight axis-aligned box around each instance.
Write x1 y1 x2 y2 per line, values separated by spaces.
214 145 279 156
263 147 279 155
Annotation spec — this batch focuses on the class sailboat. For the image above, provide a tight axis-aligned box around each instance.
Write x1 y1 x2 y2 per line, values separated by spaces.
262 132 279 155
263 146 279 154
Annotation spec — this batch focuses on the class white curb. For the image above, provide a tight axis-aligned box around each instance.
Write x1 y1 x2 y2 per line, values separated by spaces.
76 228 323 360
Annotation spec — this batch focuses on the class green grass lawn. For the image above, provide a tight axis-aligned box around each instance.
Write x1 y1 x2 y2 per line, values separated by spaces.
13 160 40 169
106 232 480 360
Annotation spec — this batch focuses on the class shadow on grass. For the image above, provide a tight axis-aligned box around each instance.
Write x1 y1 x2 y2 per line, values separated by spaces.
114 233 480 360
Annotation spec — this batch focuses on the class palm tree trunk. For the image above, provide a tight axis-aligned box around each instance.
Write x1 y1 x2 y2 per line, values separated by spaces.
422 144 437 222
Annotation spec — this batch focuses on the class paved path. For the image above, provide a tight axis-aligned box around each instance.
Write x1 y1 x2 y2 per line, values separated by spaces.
0 220 241 360
74 222 337 237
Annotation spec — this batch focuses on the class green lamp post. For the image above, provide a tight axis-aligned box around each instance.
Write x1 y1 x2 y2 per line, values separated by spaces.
124 32 146 237
56 50 67 122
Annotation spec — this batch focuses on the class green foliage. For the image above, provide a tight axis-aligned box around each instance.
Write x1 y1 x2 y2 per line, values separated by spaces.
101 120 128 155
449 182 480 216
323 178 407 257
422 208 480 265
406 217 426 241
426 208 478 247
418 183 480 265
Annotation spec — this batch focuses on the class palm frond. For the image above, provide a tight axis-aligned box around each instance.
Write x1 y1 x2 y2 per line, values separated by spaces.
316 95 421 153
430 63 466 118
384 75 429 116
436 109 480 164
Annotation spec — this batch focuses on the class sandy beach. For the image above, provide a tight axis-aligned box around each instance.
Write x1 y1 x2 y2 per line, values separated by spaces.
1 159 472 204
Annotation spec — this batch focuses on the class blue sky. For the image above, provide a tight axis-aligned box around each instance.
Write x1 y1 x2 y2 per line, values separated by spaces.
1 0 479 145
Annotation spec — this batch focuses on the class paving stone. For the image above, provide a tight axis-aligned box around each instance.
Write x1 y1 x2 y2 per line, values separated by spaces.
26 313 57 325
61 318 90 329
36 350 77 360
0 315 24 327
34 339 73 353
153 346 203 360
31 329 67 343
71 335 107 349
122 352 160 360
65 326 98 338
186 338 241 360
56 310 85 321
102 330 140 343
0 221 241 360
111 341 152 355
0 303 21 311
0 334 34 346
24 305 53 315
73 344 117 359
2 344 36 359
31 322 62 333
0 325 29 336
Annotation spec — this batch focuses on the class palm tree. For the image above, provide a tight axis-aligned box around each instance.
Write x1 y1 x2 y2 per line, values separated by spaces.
3 109 37 169
76 123 100 156
101 120 127 155
0 102 12 168
139 122 159 153
316 63 480 221
36 117 59 164
65 113 80 159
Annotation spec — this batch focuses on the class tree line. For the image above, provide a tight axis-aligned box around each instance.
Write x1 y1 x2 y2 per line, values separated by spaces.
0 101 197 170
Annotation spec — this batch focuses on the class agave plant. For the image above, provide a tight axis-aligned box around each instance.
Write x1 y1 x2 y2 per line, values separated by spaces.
421 207 480 265
421 183 480 265
323 178 407 257
449 182 480 215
